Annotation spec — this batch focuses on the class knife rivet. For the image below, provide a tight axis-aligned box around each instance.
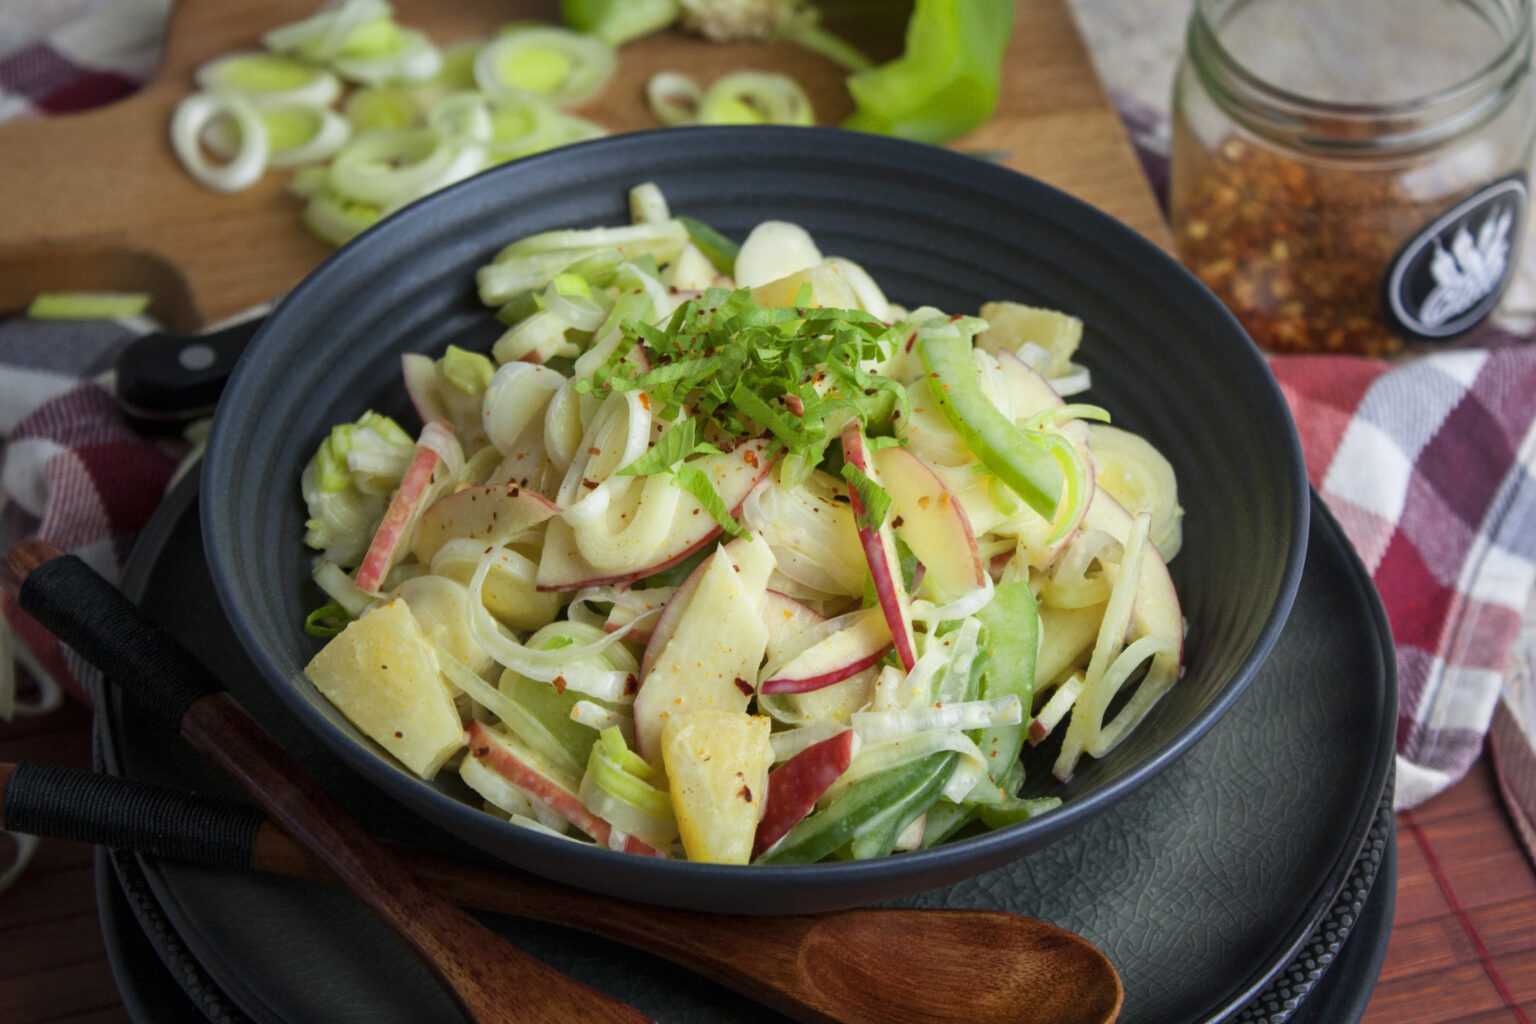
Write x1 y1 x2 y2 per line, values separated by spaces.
179 343 217 371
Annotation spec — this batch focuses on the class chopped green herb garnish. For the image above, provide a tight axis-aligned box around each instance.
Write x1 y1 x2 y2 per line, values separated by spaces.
840 461 891 533
578 287 909 478
675 463 749 538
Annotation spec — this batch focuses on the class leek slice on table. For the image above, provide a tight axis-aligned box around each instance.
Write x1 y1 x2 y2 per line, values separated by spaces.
300 187 383 246
170 90 270 193
326 127 485 208
195 52 342 108
331 27 442 85
342 83 430 131
472 26 616 108
264 0 393 62
645 70 813 127
697 71 814 126
202 102 351 169
645 71 701 126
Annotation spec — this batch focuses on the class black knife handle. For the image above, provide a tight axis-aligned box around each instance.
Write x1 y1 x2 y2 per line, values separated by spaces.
17 554 221 729
115 316 265 422
3 761 263 870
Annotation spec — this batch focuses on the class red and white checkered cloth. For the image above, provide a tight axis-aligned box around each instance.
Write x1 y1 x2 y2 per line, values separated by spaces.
4 2 1536 860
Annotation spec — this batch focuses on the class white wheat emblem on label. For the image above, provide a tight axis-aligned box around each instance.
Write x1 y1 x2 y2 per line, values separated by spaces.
1419 208 1513 329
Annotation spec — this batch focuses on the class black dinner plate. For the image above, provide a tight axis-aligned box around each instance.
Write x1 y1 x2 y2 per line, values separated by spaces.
93 470 1395 1023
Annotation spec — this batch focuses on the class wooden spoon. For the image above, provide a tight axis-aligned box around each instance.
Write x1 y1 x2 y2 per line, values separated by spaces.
4 542 1124 1023
0 759 1123 1024
3 540 647 1024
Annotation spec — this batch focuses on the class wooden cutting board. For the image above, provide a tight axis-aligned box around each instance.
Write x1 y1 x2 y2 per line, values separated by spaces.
0 0 1166 333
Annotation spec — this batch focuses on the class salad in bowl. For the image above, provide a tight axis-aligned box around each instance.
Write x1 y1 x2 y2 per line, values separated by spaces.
296 181 1186 866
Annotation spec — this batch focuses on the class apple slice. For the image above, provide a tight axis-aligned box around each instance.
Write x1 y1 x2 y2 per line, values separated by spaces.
752 728 855 860
761 590 824 665
464 720 667 857
410 481 560 566
600 588 677 646
760 605 891 694
354 420 459 593
535 439 774 591
304 599 464 778
633 543 772 762
841 423 917 671
870 445 986 604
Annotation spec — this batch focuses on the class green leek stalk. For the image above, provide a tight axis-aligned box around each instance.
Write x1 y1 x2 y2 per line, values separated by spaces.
842 0 1013 144
560 0 681 46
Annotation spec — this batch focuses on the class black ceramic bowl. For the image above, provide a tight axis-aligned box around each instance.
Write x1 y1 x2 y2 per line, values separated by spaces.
201 125 1308 914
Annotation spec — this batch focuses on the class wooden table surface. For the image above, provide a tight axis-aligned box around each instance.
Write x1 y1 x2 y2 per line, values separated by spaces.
2 1 1535 1021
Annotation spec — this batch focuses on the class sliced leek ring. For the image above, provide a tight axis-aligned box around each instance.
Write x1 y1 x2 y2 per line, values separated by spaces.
194 52 342 108
472 26 616 108
263 0 394 60
332 27 442 86
433 39 485 91
327 127 484 207
203 102 351 168
302 187 383 246
342 83 427 132
427 91 495 144
170 90 270 194
1087 423 1183 559
697 71 814 126
645 71 702 126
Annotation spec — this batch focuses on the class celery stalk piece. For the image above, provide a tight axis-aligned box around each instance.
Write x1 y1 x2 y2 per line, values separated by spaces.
755 750 958 864
561 0 681 46
916 332 1062 522
27 292 150 320
677 216 740 274
972 581 1038 785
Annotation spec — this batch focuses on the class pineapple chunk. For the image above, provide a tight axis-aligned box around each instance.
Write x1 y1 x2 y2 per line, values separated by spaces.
749 261 860 310
304 599 465 778
975 301 1083 377
661 710 773 864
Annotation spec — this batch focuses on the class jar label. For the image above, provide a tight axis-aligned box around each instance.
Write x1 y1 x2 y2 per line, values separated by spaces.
1383 176 1527 341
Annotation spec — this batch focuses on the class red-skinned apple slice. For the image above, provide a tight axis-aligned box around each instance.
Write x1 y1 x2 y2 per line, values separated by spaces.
759 605 891 694
870 445 986 604
464 720 666 857
410 481 560 566
841 423 917 671
535 439 775 591
751 729 855 860
354 421 453 593
633 542 772 762
761 590 825 665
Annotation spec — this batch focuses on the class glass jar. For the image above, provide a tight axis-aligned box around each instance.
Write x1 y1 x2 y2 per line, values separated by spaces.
1170 0 1536 355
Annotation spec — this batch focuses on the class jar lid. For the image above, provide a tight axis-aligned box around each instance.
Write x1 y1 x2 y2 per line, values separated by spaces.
1191 0 1532 153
